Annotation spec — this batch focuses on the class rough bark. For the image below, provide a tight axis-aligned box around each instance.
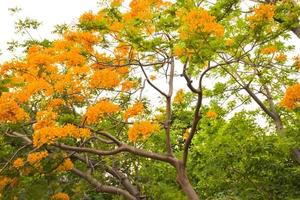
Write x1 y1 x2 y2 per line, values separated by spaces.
175 161 200 200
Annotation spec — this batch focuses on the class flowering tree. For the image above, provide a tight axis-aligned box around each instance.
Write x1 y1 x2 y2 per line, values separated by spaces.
0 0 300 199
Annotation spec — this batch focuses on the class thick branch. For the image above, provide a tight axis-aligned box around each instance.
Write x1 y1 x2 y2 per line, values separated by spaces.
71 168 136 200
164 57 175 155
55 143 175 165
182 64 218 167
182 60 200 93
54 143 125 155
72 154 142 198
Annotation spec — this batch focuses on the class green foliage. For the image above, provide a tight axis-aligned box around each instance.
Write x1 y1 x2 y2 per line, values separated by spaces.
189 113 300 199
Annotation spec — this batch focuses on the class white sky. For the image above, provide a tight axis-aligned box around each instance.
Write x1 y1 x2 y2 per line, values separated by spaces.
0 0 99 61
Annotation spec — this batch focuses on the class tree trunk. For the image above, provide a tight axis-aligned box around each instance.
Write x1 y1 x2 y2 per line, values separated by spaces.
175 161 200 200
292 26 300 39
292 149 300 164
272 115 300 165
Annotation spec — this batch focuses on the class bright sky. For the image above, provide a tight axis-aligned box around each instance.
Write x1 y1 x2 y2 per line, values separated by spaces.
0 0 99 61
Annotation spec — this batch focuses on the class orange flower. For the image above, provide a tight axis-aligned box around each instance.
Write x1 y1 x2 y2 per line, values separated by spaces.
85 100 120 124
121 80 134 92
61 124 91 139
248 4 275 28
27 151 48 167
116 67 130 75
178 8 224 39
48 98 64 109
79 11 96 23
275 53 287 62
174 89 185 104
128 121 159 141
0 177 12 191
33 124 91 147
225 39 234 47
56 158 73 172
64 31 99 52
27 46 54 67
34 109 57 131
149 75 156 81
183 128 190 140
90 69 120 89
110 21 125 32
112 0 123 7
124 102 144 121
206 110 218 119
114 43 130 58
13 158 24 169
293 56 300 69
280 83 300 110
174 46 185 57
261 45 277 54
0 94 29 123
51 192 70 200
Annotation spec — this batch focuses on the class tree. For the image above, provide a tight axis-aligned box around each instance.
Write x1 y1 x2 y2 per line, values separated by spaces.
0 0 299 199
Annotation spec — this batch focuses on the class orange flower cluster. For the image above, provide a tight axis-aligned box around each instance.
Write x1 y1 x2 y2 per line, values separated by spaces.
128 121 159 141
27 45 54 67
34 109 57 130
225 39 234 47
64 31 99 52
109 21 125 33
280 83 300 110
0 177 12 192
174 46 185 57
126 0 167 21
124 102 144 121
90 69 120 89
79 11 97 23
119 0 171 36
275 53 287 62
183 128 190 140
206 110 218 119
51 192 70 200
178 8 224 39
293 56 300 69
0 94 28 123
260 45 277 54
33 124 91 147
114 43 130 59
48 98 65 109
128 0 152 21
174 89 185 104
116 66 130 75
56 158 73 172
27 151 48 166
15 78 53 103
13 158 24 169
248 4 275 28
112 0 123 7
121 80 134 92
79 9 107 25
149 75 156 81
56 46 86 67
85 100 120 124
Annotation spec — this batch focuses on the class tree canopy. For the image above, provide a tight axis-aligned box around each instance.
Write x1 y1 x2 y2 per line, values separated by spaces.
0 0 300 199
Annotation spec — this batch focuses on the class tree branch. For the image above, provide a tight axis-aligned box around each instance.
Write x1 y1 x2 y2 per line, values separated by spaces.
71 168 136 200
